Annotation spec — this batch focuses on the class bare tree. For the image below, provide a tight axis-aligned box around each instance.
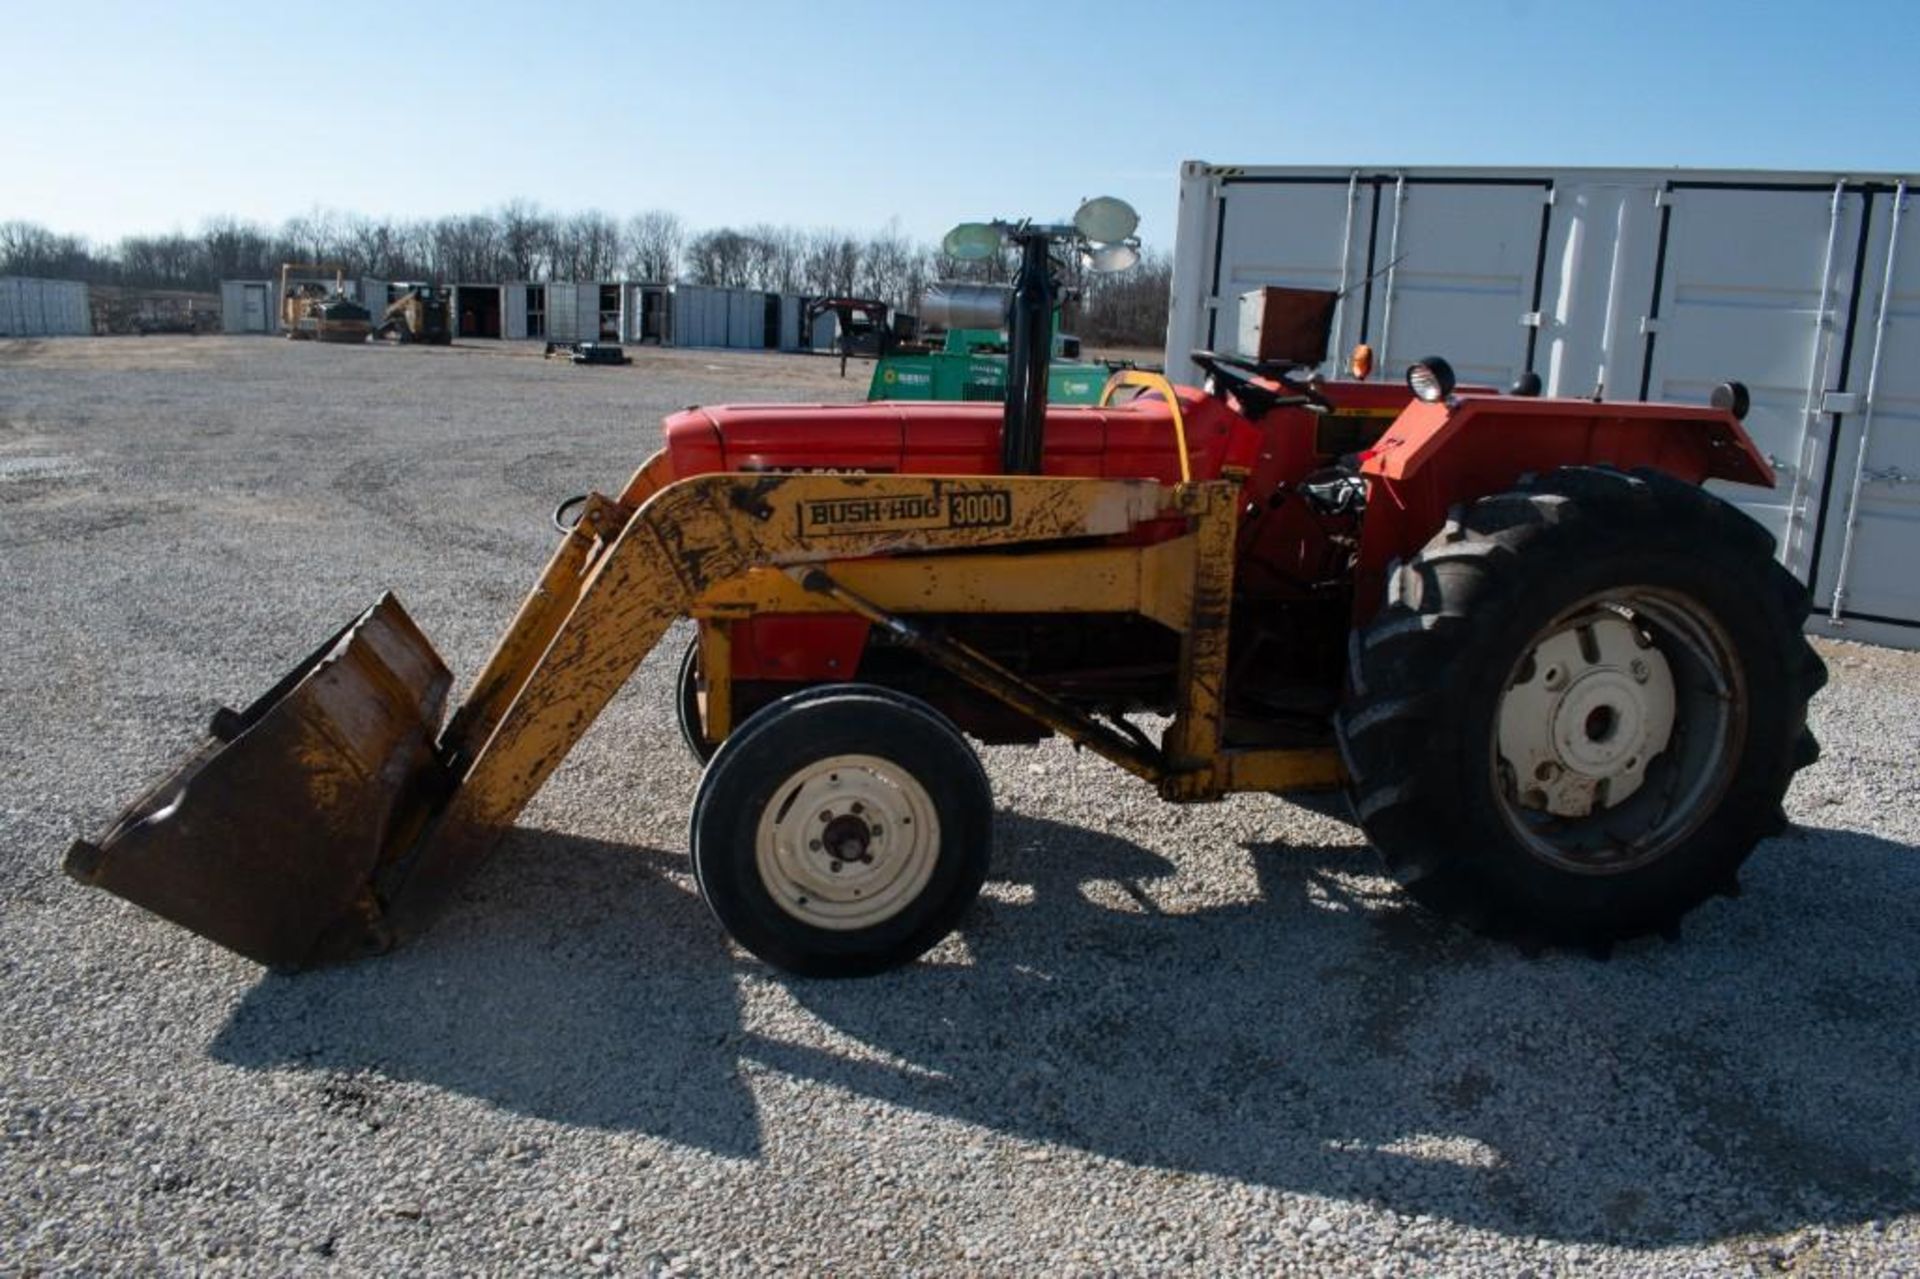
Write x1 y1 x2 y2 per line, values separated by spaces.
686 229 761 288
802 230 863 297
622 210 684 282
500 200 553 281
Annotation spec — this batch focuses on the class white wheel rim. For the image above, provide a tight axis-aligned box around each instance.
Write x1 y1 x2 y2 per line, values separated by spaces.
1490 591 1742 876
1497 612 1677 818
753 753 941 931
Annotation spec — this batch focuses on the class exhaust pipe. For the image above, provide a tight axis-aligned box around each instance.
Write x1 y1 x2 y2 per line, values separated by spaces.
1001 229 1057 476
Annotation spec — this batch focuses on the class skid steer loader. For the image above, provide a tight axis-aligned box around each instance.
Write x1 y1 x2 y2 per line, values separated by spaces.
67 199 1825 978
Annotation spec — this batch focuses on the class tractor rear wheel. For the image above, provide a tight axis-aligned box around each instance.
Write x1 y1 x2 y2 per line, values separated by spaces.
690 684 992 976
1336 467 1825 947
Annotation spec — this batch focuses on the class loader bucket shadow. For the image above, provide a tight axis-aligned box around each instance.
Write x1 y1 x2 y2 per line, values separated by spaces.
209 828 761 1158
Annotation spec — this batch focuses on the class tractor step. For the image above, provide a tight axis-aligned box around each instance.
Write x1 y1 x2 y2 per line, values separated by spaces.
64 593 453 969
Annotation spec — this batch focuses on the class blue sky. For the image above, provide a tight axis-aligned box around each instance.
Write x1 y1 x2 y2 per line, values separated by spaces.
2 0 1914 250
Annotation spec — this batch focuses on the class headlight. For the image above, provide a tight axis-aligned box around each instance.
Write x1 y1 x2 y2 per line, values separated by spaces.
1406 356 1457 404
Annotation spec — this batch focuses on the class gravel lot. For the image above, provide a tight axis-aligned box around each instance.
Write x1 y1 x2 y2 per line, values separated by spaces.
3 335 1918 1276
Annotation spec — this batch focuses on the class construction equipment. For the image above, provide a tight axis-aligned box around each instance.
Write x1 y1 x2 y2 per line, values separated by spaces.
69 198 1825 979
868 281 1109 406
279 263 372 344
371 284 452 345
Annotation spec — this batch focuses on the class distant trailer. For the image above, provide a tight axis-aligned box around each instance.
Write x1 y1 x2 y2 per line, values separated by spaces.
1169 162 1920 649
0 277 91 336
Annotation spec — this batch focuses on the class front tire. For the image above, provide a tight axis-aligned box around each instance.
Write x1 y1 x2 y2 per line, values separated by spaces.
675 636 715 765
1336 467 1826 947
690 685 992 977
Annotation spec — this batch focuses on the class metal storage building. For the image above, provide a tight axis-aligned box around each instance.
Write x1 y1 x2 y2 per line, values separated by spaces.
621 283 672 343
1169 162 1919 648
219 280 279 333
778 293 804 351
1 277 91 336
451 284 504 338
669 284 778 349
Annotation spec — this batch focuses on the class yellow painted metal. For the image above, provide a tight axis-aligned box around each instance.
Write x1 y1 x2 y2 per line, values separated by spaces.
1159 482 1241 784
1100 370 1192 483
392 472 1174 910
692 539 1197 631
1165 747 1347 799
696 620 733 744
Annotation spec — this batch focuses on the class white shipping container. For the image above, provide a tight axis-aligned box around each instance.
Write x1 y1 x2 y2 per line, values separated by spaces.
670 284 705 347
219 280 278 333
779 293 803 351
1170 163 1919 647
0 277 90 336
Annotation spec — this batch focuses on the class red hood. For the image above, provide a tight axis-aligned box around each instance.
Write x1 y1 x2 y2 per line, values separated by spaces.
662 389 1256 484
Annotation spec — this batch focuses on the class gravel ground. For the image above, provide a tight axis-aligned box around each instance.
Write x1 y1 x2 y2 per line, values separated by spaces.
3 335 1917 1276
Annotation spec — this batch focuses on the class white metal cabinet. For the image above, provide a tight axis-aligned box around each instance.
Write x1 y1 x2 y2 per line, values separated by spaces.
1365 179 1550 389
1812 185 1918 635
1201 177 1372 369
1639 184 1867 574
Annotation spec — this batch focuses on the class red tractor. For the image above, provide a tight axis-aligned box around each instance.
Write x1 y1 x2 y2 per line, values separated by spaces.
70 202 1824 979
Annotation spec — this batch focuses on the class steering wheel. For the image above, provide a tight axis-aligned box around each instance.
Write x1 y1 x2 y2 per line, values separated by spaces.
1190 350 1330 417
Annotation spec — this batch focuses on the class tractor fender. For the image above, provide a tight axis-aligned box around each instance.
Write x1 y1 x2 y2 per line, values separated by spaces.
1350 395 1775 624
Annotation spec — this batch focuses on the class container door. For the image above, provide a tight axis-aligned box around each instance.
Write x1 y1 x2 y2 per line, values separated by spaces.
1640 184 1869 578
579 286 601 341
505 285 527 340
1366 180 1552 390
243 285 267 331
547 284 577 341
1810 188 1919 634
1203 177 1376 379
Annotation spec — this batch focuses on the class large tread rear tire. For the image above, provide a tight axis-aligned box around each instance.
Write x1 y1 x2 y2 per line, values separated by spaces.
1336 466 1826 947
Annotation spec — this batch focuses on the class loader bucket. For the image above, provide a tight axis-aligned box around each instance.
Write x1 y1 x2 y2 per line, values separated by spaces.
64 593 454 969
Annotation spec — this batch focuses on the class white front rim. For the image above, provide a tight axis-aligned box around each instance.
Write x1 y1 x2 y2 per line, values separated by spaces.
753 753 941 931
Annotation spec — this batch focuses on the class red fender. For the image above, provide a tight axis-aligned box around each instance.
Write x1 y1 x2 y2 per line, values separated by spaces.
1351 395 1775 624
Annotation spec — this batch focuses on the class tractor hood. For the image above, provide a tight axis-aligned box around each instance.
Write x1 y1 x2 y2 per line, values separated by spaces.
662 390 1250 485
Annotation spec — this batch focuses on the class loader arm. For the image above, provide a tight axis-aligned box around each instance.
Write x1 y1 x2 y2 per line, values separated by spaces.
390 464 1172 926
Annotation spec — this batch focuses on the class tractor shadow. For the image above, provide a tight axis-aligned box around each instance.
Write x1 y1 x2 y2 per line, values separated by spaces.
209 813 1920 1246
762 816 1920 1246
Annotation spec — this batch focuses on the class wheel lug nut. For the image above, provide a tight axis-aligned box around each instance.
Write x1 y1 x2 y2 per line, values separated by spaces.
830 860 842 873
819 811 832 822
1630 659 1650 682
809 839 822 852
851 802 864 814
1535 761 1560 782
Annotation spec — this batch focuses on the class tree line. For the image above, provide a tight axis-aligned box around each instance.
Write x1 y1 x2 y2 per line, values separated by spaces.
0 204 1173 346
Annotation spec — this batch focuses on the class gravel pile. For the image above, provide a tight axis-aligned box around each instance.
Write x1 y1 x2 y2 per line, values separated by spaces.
3 335 1917 1274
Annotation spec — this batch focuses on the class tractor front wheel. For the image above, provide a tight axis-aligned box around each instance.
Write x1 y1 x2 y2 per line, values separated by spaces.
690 684 992 976
1336 467 1826 947
675 636 715 765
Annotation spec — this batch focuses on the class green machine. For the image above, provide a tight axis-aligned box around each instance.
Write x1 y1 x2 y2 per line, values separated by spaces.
868 283 1108 405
